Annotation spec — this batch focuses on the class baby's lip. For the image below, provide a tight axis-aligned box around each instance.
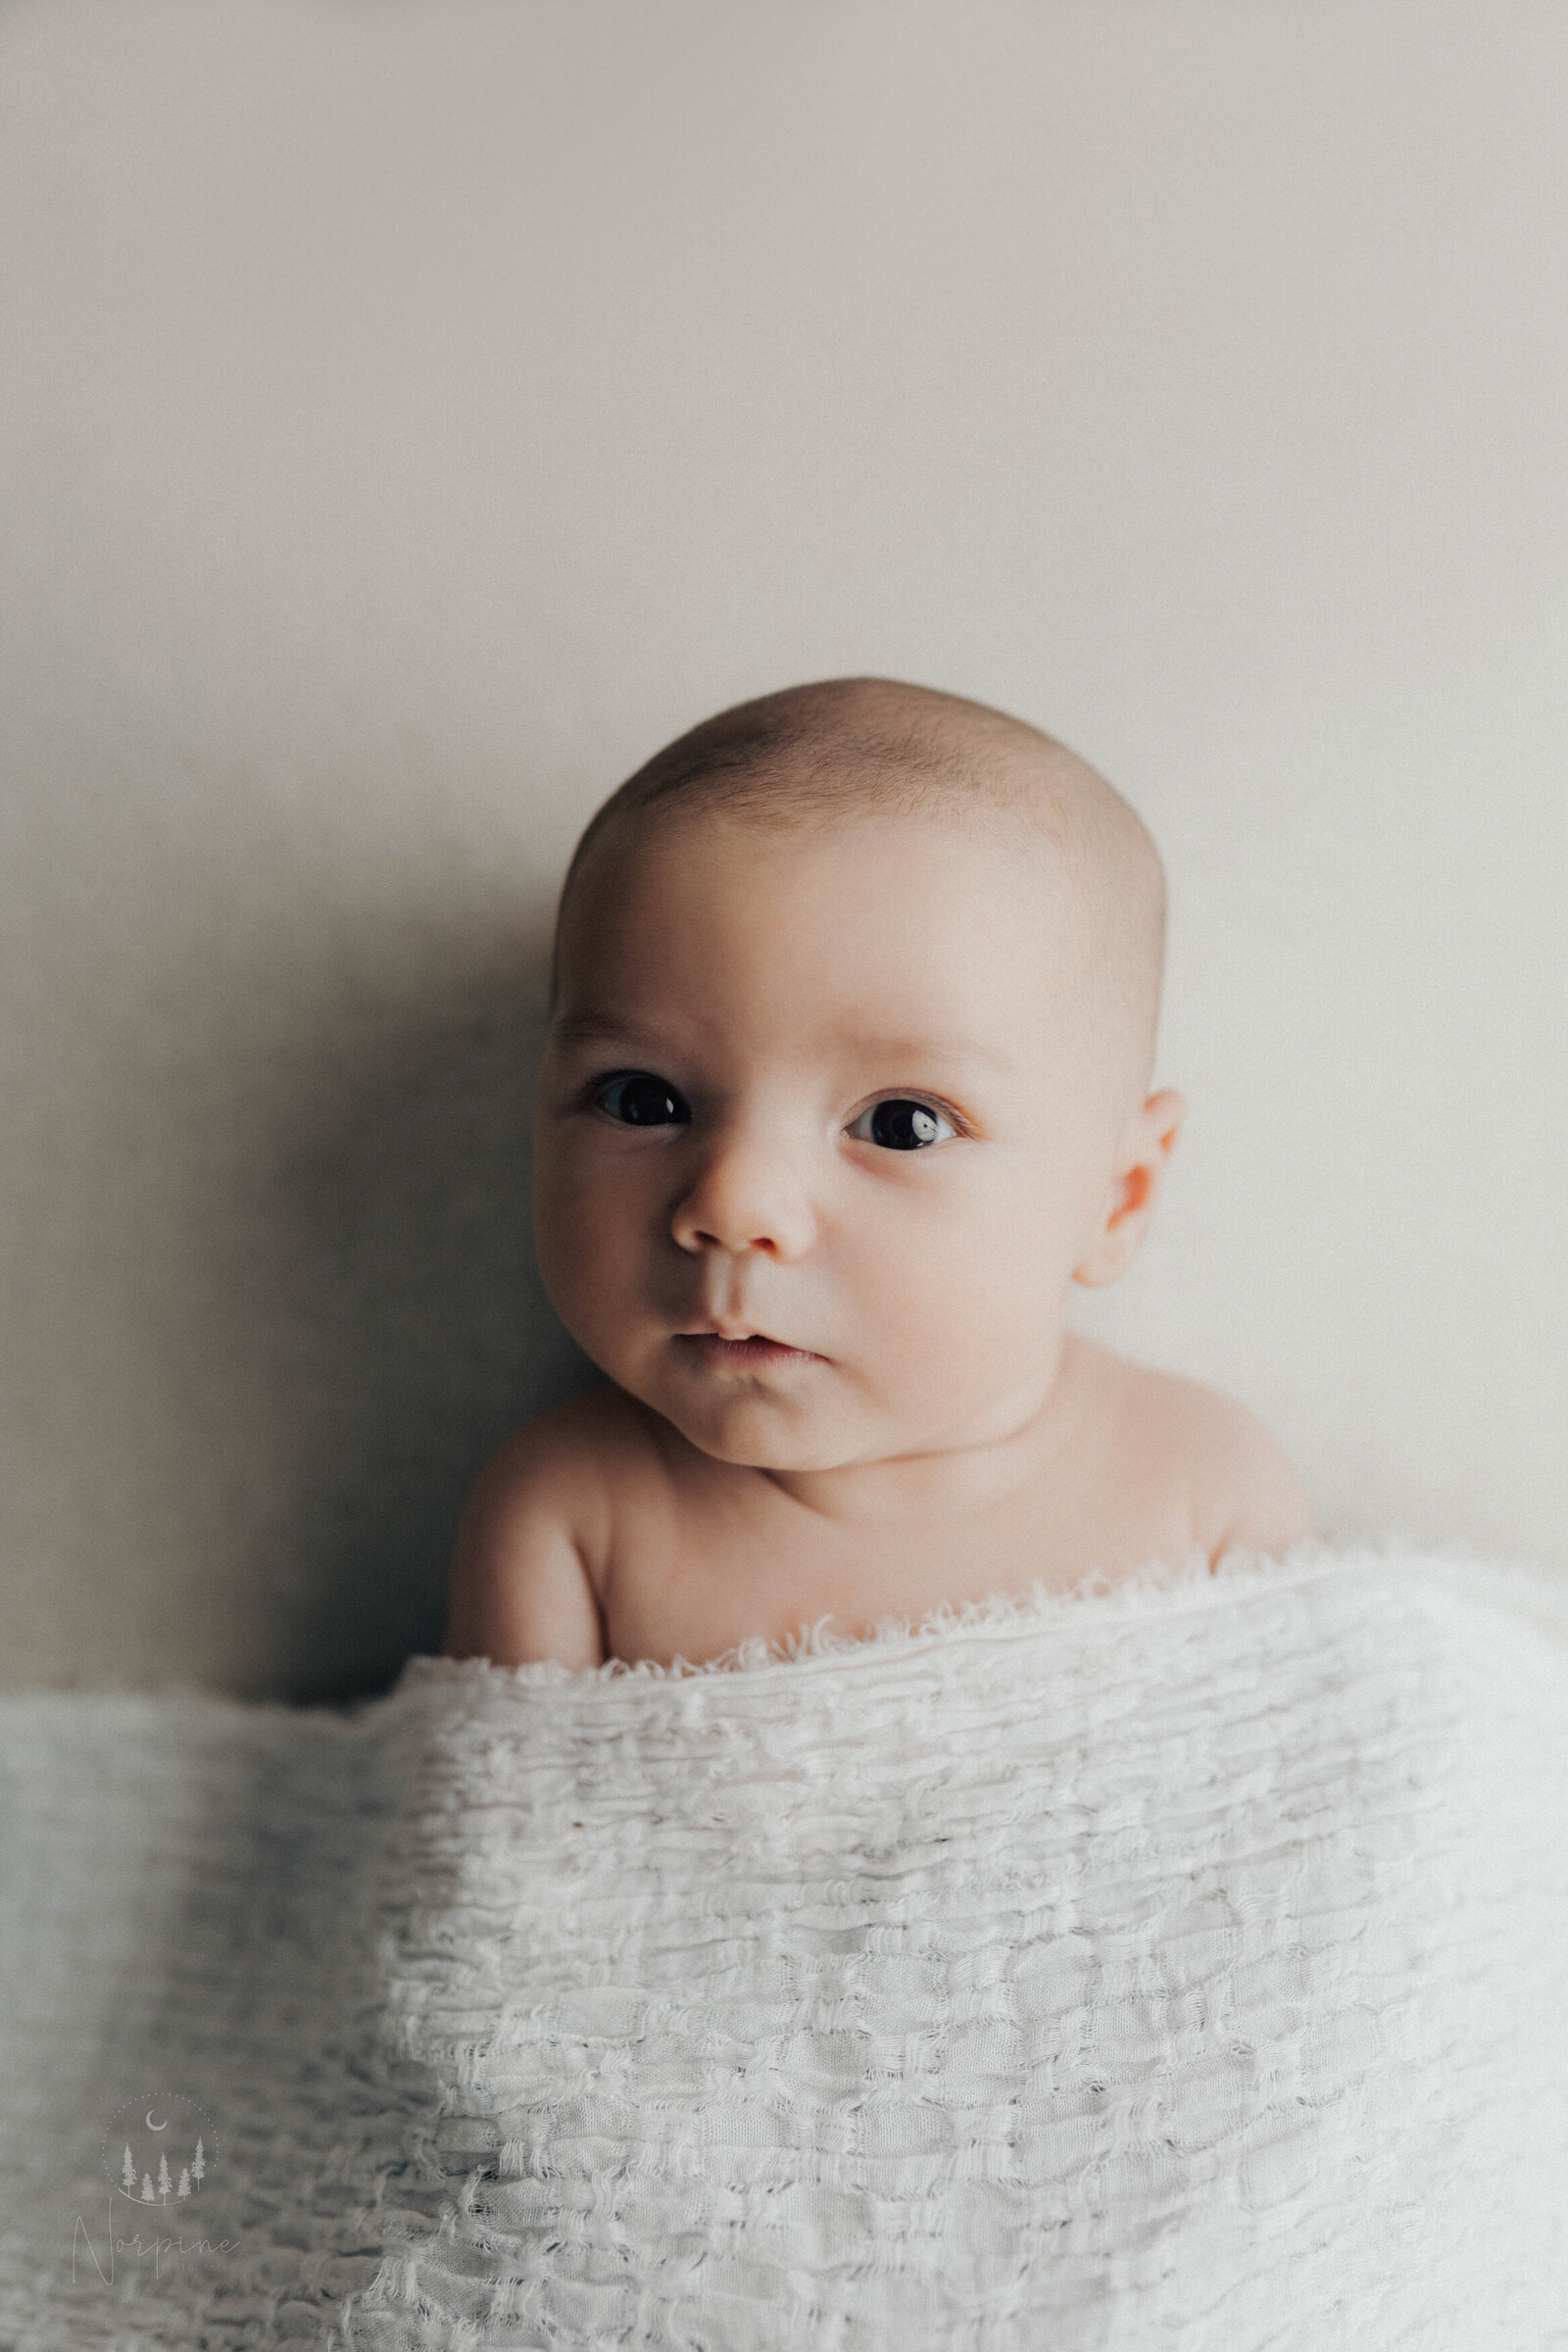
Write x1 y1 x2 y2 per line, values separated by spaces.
676 1326 824 1358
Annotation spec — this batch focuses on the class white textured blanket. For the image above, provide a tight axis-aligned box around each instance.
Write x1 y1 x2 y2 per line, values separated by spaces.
3 1544 1567 2349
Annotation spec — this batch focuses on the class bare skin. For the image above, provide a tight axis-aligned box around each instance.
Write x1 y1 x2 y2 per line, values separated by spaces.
445 805 1313 1672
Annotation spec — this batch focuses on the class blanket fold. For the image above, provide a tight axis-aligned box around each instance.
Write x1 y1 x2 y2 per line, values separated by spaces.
3 1543 1567 2349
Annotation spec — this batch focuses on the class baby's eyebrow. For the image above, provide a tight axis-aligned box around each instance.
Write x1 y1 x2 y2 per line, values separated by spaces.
551 1011 664 1054
846 1033 1015 1075
553 1009 1012 1078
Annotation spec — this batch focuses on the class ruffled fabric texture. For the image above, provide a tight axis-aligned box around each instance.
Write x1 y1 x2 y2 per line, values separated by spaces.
2 1541 1566 2349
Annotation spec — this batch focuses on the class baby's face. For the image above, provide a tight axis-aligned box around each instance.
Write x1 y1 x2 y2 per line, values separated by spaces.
534 809 1144 1475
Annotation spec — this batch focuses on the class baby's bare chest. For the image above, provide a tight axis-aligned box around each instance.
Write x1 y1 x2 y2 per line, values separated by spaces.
594 1447 1201 1672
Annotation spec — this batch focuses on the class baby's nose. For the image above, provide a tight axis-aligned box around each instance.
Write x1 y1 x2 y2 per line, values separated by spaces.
669 1126 817 1261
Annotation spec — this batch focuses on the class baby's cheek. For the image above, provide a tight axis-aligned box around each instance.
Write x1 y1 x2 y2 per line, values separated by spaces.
534 1176 632 1340
867 1213 1054 1366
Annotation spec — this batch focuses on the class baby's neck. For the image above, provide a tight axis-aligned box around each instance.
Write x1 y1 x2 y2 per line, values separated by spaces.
757 1333 1091 1531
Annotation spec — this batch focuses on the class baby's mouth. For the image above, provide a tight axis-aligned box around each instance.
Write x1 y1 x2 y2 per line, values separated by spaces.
675 1331 822 1367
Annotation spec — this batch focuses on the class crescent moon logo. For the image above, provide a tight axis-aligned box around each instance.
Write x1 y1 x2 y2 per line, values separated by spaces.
103 2091 220 2200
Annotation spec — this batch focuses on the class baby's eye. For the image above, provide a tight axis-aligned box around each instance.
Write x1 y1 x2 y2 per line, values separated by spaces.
592 1072 691 1127
847 1099 956 1152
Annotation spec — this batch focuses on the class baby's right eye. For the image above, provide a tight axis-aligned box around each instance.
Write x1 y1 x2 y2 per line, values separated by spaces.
591 1072 691 1127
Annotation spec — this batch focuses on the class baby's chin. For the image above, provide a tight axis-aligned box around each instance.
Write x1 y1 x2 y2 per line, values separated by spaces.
631 1366 871 1474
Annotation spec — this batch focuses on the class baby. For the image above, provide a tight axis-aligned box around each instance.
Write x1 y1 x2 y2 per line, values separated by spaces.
444 677 1313 1672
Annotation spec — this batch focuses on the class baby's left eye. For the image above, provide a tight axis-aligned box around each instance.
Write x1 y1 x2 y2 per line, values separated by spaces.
847 1099 956 1152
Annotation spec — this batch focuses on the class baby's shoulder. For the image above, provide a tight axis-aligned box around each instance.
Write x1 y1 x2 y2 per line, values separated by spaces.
443 1386 665 1669
475 1383 663 1536
1080 1339 1315 1563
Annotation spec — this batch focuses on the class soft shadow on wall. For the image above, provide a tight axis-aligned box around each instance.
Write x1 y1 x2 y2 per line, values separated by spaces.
248 925 599 1708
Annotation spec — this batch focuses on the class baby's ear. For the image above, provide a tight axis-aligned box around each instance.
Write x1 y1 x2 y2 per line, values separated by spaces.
1072 1089 1186 1289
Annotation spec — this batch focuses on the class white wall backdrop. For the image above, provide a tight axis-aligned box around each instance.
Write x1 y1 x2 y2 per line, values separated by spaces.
2 0 1564 1699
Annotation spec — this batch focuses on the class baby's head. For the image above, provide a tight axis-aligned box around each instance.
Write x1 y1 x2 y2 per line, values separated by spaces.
533 678 1182 1475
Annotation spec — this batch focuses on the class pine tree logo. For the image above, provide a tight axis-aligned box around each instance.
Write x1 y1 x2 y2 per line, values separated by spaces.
101 2093 220 2209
